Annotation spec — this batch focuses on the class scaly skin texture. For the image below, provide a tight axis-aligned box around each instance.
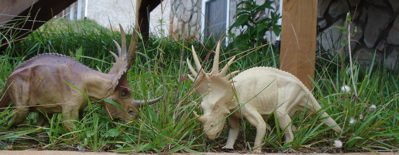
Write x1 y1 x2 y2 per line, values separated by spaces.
0 26 161 131
188 42 342 153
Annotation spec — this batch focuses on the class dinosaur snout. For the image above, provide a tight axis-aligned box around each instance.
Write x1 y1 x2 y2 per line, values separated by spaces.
206 130 222 140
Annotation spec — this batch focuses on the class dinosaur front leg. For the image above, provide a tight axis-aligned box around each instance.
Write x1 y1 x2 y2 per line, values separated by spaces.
62 104 80 131
223 117 240 149
36 112 53 126
245 111 267 153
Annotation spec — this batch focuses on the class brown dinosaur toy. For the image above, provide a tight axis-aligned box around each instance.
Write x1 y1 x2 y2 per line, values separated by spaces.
0 25 161 131
187 42 342 152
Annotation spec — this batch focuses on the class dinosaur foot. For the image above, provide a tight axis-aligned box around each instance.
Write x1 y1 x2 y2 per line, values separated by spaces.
222 145 234 150
252 146 262 153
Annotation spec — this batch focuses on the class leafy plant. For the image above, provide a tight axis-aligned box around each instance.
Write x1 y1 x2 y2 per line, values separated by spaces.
228 0 281 50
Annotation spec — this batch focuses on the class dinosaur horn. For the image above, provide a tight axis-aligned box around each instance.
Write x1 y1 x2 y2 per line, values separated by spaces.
133 96 163 106
191 45 202 72
220 56 235 77
108 25 129 75
193 111 200 118
198 115 207 123
109 40 120 61
119 24 127 58
187 58 198 77
126 25 137 70
225 70 240 80
212 41 221 75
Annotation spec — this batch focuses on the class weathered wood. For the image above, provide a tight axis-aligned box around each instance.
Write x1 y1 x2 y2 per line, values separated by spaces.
0 0 77 51
279 0 318 88
136 0 163 41
0 0 38 23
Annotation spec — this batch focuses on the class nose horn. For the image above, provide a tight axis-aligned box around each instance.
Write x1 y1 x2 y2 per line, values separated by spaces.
133 96 163 105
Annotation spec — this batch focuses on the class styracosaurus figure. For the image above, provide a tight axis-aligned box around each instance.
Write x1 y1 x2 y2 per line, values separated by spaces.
187 42 342 152
0 25 161 131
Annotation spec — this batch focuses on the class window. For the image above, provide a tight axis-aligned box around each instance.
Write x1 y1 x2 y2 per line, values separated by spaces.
202 0 229 43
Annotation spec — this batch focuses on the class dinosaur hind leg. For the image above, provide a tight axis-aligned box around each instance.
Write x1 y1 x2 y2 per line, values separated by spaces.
8 83 30 127
276 110 294 143
9 106 30 126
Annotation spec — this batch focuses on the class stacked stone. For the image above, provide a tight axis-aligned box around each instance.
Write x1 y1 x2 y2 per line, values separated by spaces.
169 0 202 39
317 0 399 70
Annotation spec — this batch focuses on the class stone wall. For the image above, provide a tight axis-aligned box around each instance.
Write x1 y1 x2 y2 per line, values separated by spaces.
318 0 399 70
169 0 202 39
86 0 136 30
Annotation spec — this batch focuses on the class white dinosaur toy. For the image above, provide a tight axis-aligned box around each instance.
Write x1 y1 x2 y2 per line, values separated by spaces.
187 42 343 152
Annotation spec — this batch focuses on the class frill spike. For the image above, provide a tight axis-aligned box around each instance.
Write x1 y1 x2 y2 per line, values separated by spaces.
212 41 221 75
191 45 202 72
187 41 238 81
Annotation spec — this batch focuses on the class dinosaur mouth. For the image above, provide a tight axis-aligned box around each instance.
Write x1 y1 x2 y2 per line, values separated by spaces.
206 130 222 140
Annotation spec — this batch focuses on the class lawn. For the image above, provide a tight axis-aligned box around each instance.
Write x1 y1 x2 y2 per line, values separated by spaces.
0 18 398 153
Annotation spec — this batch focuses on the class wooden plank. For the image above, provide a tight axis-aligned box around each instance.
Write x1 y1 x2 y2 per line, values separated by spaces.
0 0 77 52
0 0 39 23
0 0 162 52
279 0 318 88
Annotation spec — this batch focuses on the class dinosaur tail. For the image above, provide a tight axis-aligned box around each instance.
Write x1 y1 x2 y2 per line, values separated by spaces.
308 94 343 133
320 110 343 133
0 84 10 112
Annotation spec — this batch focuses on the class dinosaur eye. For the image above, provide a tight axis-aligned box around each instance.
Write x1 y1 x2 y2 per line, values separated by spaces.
121 90 128 97
212 105 220 112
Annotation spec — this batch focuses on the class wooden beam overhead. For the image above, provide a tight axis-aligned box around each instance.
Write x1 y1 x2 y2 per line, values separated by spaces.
0 0 38 24
0 0 163 52
0 0 77 51
279 0 318 88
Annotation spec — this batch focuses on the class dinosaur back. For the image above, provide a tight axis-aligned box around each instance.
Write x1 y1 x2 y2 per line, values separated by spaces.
6 53 115 106
231 67 316 114
13 53 93 73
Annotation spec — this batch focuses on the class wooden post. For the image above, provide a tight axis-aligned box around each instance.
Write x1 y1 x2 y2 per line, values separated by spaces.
279 0 318 88
136 0 163 41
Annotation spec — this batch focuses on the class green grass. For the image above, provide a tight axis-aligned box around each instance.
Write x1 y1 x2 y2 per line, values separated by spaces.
0 19 398 153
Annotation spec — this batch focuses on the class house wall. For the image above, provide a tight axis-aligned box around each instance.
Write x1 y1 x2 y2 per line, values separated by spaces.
86 0 136 30
169 0 280 41
63 0 280 41
149 0 171 37
61 0 399 70
318 0 399 71
62 0 171 35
